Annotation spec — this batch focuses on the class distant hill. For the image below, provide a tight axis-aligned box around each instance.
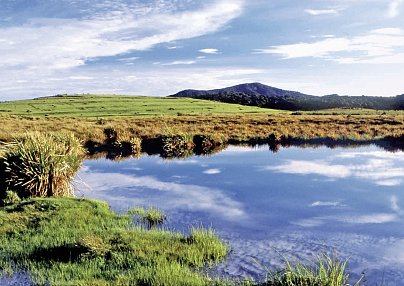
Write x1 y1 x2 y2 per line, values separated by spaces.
169 83 404 111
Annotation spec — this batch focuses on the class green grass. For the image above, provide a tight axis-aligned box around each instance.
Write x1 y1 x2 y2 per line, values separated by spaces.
128 207 166 228
0 95 279 117
0 198 228 286
261 252 356 286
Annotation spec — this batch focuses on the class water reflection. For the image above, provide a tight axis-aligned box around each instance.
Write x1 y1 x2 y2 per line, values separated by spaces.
266 150 404 186
77 145 404 284
77 166 246 221
86 136 404 160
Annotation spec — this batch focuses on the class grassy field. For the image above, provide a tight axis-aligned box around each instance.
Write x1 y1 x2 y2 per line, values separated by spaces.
0 95 278 117
0 95 402 148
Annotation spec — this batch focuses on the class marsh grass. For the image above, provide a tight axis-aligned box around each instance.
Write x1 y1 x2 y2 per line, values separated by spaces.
128 207 166 228
260 252 358 286
129 136 142 154
0 132 84 199
0 198 228 286
161 133 195 158
186 227 228 266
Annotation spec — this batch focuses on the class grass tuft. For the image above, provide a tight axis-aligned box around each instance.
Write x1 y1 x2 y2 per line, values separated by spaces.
261 252 357 286
0 132 84 199
128 206 166 228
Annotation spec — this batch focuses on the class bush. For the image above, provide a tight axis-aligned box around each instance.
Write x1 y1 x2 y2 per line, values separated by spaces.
0 132 84 198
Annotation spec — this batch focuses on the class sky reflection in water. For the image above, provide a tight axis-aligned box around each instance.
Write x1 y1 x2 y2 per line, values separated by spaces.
76 145 404 284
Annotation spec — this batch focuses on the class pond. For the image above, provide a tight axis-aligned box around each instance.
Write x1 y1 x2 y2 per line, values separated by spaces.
76 144 404 284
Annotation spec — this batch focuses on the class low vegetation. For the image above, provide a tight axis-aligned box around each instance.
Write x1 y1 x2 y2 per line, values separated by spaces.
0 95 273 117
0 198 228 286
0 132 84 200
128 206 167 228
260 253 356 286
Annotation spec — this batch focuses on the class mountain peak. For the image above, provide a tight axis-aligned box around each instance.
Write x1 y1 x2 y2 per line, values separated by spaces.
170 82 313 98
169 83 403 111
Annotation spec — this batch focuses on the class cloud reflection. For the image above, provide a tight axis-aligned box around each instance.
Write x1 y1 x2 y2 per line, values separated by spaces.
266 150 404 186
77 166 246 221
310 201 345 207
294 213 398 228
266 160 350 178
203 168 221 174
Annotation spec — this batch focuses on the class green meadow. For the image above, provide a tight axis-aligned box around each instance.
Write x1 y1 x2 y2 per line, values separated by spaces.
0 95 279 117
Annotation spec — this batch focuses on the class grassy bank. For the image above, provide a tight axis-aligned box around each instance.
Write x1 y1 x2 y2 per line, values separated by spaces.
0 198 227 286
1 111 403 146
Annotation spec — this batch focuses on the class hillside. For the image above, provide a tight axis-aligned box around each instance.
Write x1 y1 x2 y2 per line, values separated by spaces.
170 83 404 111
0 94 276 117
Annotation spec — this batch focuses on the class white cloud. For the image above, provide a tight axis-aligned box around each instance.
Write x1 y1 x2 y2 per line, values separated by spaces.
339 213 398 224
77 168 246 221
266 150 404 187
256 28 404 64
292 217 325 227
388 0 403 18
161 60 196 66
0 0 243 71
68 76 94 80
304 9 339 16
266 160 351 178
310 201 344 207
199 48 220 54
336 151 404 161
203 168 221 174
293 212 398 228
377 179 402 186
0 66 264 99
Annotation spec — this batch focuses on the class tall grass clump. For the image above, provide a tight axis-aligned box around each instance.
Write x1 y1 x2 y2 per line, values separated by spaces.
263 252 356 286
161 132 195 158
185 227 228 266
129 136 142 155
128 207 166 228
193 134 226 155
0 132 84 199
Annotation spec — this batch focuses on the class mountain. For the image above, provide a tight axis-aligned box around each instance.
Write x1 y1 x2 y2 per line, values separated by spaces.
169 83 404 111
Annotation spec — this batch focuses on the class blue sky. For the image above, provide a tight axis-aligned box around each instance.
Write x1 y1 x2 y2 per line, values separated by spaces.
1 0 404 100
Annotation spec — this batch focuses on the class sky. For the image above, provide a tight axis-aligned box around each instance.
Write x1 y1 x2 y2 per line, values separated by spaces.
1 0 404 100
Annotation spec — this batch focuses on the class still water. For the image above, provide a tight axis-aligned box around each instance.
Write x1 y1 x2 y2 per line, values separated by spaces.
77 145 404 284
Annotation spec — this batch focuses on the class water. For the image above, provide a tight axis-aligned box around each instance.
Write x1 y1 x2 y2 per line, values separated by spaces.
76 145 404 284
